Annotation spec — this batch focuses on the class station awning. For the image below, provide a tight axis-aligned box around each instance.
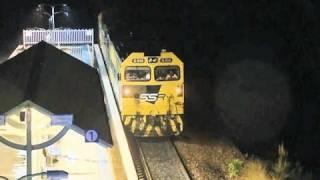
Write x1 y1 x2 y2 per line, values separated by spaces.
0 41 112 145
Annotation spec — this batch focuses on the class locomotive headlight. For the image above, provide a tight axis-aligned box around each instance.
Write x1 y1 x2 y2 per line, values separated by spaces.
123 87 131 97
176 85 184 97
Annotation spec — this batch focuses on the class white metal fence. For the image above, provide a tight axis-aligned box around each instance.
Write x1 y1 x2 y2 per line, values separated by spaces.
23 29 94 48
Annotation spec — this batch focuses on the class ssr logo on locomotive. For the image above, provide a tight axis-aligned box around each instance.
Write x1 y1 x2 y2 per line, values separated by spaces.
140 93 165 102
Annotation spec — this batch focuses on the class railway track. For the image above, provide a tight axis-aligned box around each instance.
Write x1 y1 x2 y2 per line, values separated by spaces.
126 131 152 180
128 133 191 180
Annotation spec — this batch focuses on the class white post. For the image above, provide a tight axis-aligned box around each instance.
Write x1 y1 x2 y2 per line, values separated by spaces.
91 29 94 65
23 30 26 49
26 106 32 180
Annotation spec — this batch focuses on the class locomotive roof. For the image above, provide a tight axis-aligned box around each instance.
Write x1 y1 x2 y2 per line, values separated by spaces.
0 41 112 145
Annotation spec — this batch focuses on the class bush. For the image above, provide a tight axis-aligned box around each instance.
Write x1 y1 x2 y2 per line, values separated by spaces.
271 143 290 180
228 159 244 178
237 143 313 180
270 143 313 180
240 159 271 180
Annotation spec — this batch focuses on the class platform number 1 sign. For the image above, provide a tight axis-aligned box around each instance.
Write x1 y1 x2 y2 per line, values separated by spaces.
85 130 99 143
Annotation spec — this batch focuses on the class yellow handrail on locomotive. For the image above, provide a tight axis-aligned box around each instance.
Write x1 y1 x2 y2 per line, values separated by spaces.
119 51 184 137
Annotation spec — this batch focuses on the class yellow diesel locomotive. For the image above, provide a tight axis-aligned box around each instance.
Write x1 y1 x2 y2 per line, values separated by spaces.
119 52 184 136
99 19 184 137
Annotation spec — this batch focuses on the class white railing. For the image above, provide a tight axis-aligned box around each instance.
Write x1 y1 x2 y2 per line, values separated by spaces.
23 29 94 48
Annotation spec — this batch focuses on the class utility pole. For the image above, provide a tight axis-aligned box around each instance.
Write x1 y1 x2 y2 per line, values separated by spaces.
51 6 55 29
37 4 69 29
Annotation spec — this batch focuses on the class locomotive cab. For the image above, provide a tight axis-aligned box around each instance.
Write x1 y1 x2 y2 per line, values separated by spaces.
119 51 184 137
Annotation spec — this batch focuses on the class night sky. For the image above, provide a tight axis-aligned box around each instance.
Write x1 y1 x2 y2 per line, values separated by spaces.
1 0 320 167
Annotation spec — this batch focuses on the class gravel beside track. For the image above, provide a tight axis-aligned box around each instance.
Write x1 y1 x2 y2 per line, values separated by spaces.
173 132 245 180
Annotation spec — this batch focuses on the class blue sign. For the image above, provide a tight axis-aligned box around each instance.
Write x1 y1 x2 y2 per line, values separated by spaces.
0 115 4 126
85 130 99 143
51 114 73 126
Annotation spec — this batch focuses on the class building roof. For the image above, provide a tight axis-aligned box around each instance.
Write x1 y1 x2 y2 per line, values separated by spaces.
0 41 112 145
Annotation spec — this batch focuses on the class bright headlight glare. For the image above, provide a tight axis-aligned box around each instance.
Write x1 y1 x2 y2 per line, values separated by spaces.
176 85 183 96
176 87 182 94
124 87 131 96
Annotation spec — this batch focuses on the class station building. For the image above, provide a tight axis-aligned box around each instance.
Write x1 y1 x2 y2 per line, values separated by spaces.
0 42 116 179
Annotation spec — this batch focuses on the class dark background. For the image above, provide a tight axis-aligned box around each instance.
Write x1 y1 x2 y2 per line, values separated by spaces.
1 0 320 167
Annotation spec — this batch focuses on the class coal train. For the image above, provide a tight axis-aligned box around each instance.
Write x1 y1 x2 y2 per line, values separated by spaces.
98 17 184 137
